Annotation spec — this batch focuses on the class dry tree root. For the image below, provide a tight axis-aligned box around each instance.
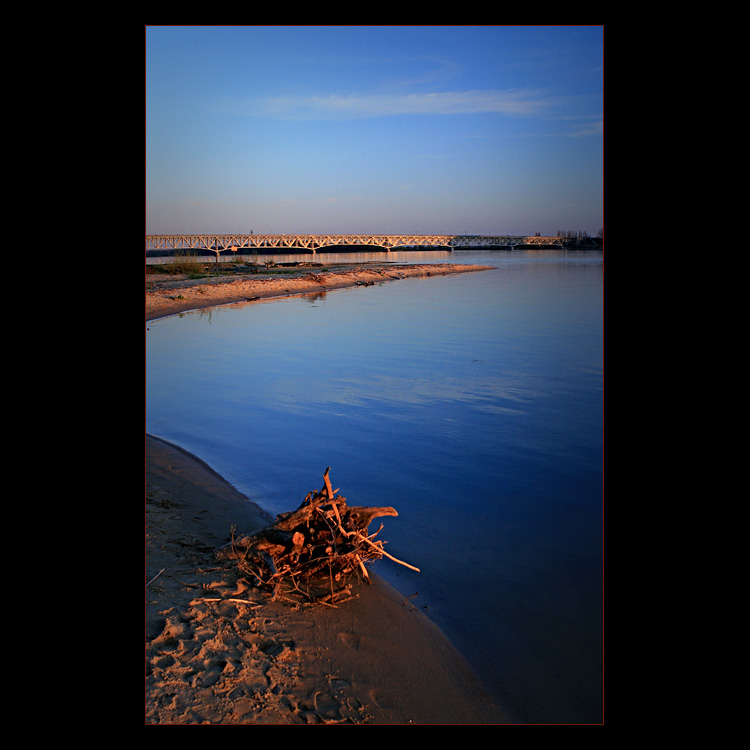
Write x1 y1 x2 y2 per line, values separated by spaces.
217 468 419 606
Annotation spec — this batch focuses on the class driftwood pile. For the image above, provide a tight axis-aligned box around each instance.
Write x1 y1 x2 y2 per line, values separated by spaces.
218 468 419 606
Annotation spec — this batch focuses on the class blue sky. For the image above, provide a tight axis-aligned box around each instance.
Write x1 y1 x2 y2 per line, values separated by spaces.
146 26 603 237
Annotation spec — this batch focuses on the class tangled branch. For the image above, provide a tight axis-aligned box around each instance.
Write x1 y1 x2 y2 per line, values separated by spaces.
217 467 418 606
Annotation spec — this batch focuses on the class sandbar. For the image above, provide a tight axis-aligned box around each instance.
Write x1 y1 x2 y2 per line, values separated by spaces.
146 262 493 321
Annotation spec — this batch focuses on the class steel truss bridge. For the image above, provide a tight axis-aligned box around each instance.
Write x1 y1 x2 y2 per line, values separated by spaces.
145 233 564 255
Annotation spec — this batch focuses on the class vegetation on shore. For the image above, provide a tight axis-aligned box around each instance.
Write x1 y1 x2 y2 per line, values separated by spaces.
146 254 327 281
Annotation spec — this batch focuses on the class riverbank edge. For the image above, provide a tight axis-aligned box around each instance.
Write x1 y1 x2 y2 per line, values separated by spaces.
145 433 511 724
145 262 494 321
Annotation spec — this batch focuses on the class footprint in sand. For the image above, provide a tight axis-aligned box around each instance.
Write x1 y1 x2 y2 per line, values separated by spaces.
147 594 310 724
312 676 367 723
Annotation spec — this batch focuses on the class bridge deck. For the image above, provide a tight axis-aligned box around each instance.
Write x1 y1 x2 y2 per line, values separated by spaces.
145 234 564 253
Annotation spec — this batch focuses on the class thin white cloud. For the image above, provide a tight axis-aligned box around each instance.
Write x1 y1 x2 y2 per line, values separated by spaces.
230 89 550 120
570 119 603 137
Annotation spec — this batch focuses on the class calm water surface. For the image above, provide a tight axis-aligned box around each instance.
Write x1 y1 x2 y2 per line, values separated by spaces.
146 250 603 723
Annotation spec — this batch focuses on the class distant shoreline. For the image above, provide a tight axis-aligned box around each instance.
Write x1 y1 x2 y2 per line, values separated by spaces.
146 262 494 322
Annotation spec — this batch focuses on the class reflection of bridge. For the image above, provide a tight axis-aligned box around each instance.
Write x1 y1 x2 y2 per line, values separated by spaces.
145 233 564 254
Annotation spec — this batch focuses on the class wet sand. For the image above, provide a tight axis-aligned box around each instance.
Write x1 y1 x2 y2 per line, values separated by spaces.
146 262 509 724
146 435 509 724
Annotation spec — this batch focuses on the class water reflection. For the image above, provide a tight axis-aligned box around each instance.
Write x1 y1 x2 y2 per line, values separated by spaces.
146 249 454 266
146 250 603 723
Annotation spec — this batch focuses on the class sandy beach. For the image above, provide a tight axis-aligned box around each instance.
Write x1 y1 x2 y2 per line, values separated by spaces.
146 261 493 322
146 262 510 724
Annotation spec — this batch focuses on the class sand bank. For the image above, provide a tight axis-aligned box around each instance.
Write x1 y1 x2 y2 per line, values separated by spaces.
146 262 493 321
146 434 509 724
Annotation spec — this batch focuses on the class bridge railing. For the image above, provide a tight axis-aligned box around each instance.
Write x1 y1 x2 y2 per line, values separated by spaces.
145 234 564 253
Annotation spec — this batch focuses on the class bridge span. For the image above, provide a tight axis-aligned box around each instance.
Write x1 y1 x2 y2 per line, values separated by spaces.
145 233 564 255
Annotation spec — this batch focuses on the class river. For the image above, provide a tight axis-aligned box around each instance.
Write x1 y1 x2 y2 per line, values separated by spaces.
145 249 604 723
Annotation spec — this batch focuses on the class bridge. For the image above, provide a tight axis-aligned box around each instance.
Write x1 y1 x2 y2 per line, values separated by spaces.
145 233 564 255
